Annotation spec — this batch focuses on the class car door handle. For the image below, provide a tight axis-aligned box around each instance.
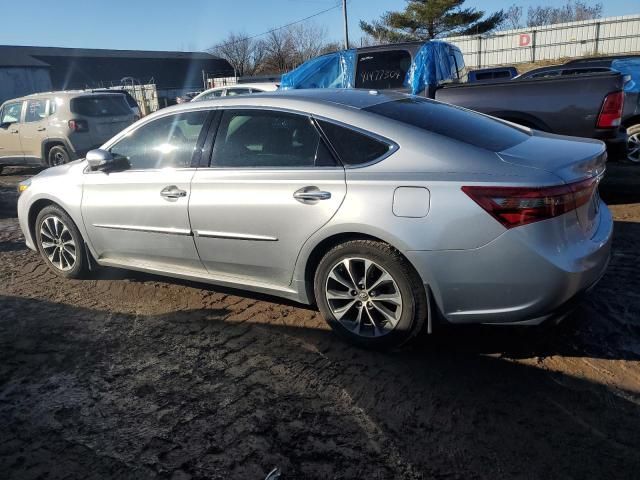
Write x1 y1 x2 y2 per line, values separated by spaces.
37 127 46 132
293 187 332 202
10 129 19 134
160 185 187 199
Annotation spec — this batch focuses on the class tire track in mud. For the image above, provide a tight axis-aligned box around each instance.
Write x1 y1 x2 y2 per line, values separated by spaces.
1 171 640 479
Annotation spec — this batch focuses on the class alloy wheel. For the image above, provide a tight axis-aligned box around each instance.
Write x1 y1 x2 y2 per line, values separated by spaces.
325 257 403 337
628 132 640 163
51 151 67 166
39 215 77 271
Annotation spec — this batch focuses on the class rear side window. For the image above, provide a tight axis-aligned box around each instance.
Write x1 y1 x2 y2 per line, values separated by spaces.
355 50 411 89
452 49 467 82
364 97 529 152
318 120 391 166
70 95 131 117
24 99 47 122
211 110 336 168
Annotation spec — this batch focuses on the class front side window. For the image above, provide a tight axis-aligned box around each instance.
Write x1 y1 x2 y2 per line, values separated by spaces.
317 120 391 166
355 50 411 89
109 110 208 170
25 99 47 123
1 102 23 124
211 110 336 168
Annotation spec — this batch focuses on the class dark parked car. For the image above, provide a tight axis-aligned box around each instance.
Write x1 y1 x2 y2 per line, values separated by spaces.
467 66 517 82
281 41 628 160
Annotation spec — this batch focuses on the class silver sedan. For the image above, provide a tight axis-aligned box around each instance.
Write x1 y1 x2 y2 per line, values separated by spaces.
17 90 612 349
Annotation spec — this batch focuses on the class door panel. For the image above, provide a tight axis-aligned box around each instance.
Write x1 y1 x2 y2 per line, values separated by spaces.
190 168 346 285
80 109 211 273
21 99 49 160
189 108 346 286
81 169 203 272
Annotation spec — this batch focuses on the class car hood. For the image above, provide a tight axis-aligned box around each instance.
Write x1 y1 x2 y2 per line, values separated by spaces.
498 130 607 183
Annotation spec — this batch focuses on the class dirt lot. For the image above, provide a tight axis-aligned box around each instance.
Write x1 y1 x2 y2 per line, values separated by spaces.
1 165 639 480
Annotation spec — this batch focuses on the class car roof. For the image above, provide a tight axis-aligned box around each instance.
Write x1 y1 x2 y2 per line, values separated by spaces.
174 88 406 114
5 90 128 103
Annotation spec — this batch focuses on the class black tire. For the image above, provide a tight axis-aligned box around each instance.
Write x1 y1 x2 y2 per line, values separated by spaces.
35 205 88 279
314 240 427 350
627 124 640 163
47 145 71 167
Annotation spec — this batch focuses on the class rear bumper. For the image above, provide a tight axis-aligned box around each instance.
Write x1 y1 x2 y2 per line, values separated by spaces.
405 201 613 325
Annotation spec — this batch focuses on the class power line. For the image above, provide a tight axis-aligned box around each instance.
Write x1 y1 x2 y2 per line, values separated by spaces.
207 1 342 51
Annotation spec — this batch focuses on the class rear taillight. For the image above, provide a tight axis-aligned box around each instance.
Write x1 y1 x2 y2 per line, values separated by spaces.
597 91 624 128
68 119 88 132
462 177 599 229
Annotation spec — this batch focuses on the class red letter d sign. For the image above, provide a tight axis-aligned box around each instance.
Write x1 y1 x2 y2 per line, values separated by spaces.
519 33 531 47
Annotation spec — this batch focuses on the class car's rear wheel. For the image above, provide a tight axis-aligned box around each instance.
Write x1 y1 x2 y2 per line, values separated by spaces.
35 205 87 279
48 145 71 166
627 124 640 163
314 240 427 349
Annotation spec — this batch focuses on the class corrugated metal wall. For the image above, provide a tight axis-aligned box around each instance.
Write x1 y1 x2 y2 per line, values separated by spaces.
0 68 52 105
445 14 640 68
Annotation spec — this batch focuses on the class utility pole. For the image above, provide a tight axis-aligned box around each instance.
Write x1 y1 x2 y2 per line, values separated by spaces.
342 0 349 49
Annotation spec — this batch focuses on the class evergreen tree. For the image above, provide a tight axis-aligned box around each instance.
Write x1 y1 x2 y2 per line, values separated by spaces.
360 0 505 42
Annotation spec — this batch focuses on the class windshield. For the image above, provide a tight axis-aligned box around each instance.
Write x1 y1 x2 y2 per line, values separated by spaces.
70 95 131 117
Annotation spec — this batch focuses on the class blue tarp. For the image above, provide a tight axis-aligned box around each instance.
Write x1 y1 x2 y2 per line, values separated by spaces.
279 41 458 95
612 58 640 93
404 41 456 95
279 49 356 90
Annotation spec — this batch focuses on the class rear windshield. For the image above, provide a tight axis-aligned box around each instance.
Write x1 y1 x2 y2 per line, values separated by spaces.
70 95 131 117
355 50 412 90
364 97 529 152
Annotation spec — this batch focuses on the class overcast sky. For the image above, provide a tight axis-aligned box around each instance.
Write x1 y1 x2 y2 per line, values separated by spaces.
2 0 637 51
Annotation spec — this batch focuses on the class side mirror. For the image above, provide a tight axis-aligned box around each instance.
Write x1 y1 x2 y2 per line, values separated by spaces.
86 149 118 171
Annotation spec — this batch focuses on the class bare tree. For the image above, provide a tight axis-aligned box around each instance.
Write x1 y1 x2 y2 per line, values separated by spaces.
527 1 602 27
504 4 523 29
288 23 330 64
212 22 342 76
260 29 295 73
208 32 265 77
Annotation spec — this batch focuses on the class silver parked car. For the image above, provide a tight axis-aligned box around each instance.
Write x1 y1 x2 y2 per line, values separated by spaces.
17 90 612 349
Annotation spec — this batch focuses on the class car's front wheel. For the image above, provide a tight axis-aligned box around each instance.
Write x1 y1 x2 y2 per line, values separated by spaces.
35 205 88 279
314 240 427 349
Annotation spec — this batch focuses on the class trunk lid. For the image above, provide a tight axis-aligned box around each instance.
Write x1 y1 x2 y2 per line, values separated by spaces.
497 130 606 238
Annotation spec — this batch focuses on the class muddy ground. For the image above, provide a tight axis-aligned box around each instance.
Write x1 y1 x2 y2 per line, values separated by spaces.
0 165 639 480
